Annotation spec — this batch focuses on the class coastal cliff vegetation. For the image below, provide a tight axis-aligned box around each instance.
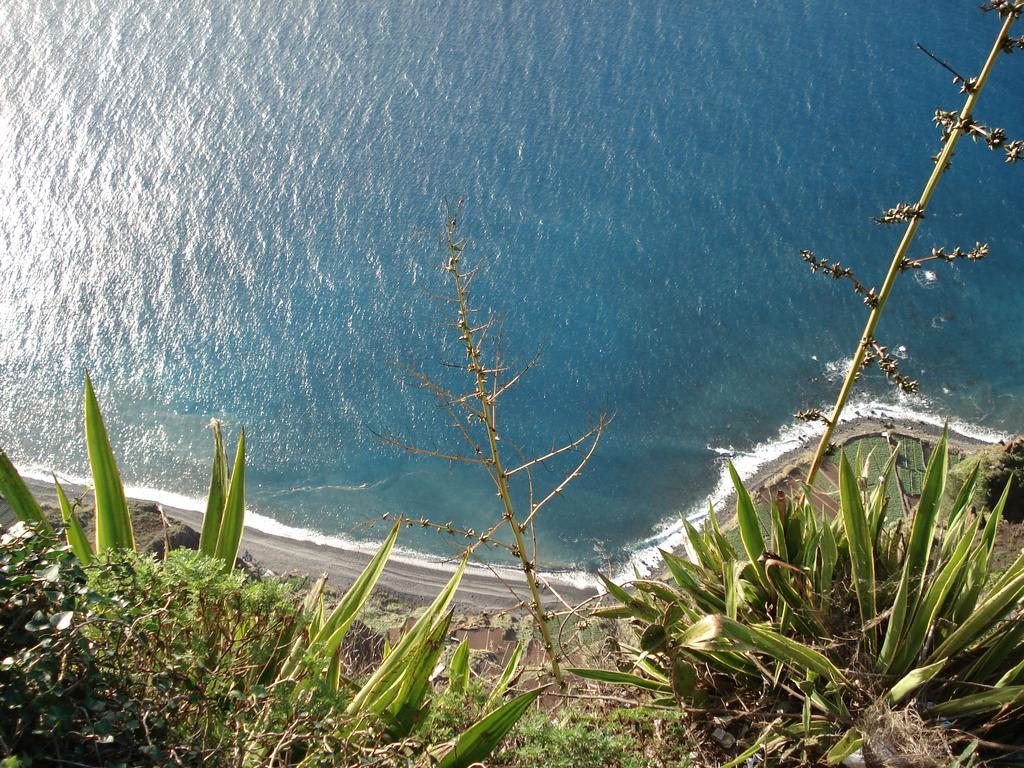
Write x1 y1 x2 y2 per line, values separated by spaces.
3 3 1024 767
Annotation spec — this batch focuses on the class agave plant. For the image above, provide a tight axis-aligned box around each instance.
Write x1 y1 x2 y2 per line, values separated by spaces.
572 433 1024 764
238 517 539 766
197 419 247 569
0 374 247 569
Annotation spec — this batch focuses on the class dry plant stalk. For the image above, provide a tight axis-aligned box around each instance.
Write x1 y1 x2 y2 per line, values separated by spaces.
804 4 1021 484
376 200 609 688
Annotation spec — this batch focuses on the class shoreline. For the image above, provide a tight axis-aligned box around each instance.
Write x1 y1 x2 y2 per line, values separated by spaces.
10 412 1002 612
617 405 1002 580
699 415 993 522
17 474 601 612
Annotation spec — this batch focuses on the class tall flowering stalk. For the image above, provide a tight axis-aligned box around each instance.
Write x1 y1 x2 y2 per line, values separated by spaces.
804 3 1022 484
376 201 608 689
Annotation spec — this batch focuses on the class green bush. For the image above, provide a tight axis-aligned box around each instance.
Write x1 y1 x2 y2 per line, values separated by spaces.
0 522 535 766
0 523 167 764
493 705 696 768
424 681 696 768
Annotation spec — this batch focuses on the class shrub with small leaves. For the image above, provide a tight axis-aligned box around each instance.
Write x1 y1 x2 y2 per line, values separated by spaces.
0 522 159 763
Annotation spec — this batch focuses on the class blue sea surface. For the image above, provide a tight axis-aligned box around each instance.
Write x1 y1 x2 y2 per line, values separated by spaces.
1 1 1022 570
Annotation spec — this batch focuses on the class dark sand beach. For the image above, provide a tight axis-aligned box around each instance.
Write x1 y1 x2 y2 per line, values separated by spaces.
15 475 601 612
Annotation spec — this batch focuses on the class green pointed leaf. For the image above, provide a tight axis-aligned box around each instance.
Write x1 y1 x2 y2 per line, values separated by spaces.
388 608 454 734
949 741 980 768
487 641 523 705
990 548 1024 593
949 546 989 625
888 659 946 704
0 452 50 531
54 476 93 564
213 428 246 569
878 567 911 673
890 516 980 675
926 567 1024 665
725 559 742 620
448 637 471 694
714 615 848 686
929 685 1024 717
199 420 229 556
721 728 783 768
567 667 672 693
906 431 948 589
683 516 719 572
838 451 876 642
825 728 863 765
995 656 1024 688
707 501 737 561
313 519 401 656
599 573 660 622
347 552 467 715
435 688 542 768
326 644 343 693
979 477 1011 565
817 510 838 614
730 462 768 589
769 500 788 561
84 374 134 552
966 620 1024 684
275 573 329 684
941 461 979 559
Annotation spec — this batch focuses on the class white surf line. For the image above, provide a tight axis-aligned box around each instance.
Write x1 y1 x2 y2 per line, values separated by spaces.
610 396 1009 585
13 464 596 590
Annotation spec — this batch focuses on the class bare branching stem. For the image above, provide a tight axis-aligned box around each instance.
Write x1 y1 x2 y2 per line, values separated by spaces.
506 424 603 478
522 422 607 527
442 206 567 688
805 11 1017 485
384 203 607 689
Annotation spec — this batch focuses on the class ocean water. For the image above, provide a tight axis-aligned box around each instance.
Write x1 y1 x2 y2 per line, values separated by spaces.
1 1 1022 572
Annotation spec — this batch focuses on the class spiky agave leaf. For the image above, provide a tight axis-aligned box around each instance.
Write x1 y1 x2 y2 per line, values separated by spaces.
84 374 134 552
306 518 401 663
929 685 1024 718
346 552 467 716
889 515 980 675
729 462 769 590
567 667 672 693
940 459 980 561
199 419 229 557
448 637 470 694
887 659 947 704
838 451 877 648
905 431 948 594
816 508 838 615
824 729 863 766
486 641 523 706
705 615 848 688
925 566 1024 665
433 689 542 768
277 523 401 684
386 608 455 735
878 433 949 672
0 451 50 531
54 476 93 564
213 428 245 569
